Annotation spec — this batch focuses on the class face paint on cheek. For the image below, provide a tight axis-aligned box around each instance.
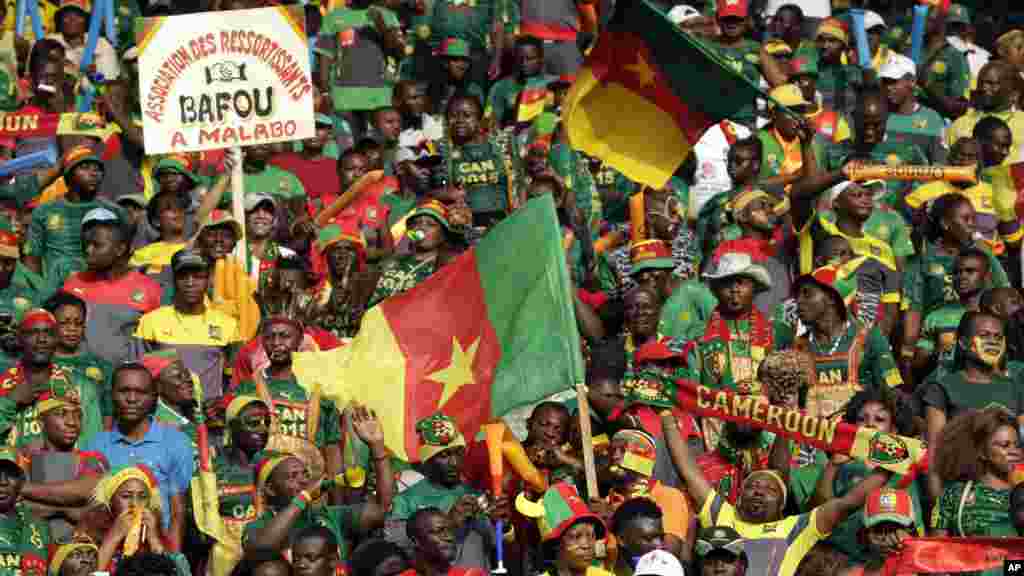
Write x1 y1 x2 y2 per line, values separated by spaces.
972 335 1006 366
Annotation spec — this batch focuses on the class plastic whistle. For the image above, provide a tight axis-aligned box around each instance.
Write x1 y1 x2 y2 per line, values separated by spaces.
407 229 426 242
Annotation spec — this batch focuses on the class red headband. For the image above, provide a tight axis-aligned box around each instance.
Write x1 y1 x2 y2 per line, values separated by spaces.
20 309 56 331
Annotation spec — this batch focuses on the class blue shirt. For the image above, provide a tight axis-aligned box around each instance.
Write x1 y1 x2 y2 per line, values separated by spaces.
84 417 195 528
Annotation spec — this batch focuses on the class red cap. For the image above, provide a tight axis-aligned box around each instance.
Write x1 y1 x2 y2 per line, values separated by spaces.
864 487 914 528
717 0 748 18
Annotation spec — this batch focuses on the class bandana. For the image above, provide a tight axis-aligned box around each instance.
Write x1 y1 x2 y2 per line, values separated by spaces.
255 453 294 488
731 189 773 214
35 371 80 416
225 395 266 423
92 465 161 511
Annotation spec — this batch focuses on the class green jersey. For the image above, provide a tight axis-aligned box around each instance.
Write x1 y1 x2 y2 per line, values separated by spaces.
25 199 112 291
369 255 438 308
591 161 635 225
52 352 113 420
0 507 48 576
485 75 554 128
659 280 717 341
0 363 105 449
236 375 341 448
445 131 520 217
886 105 947 164
902 242 1009 314
817 63 863 118
428 0 516 54
921 43 971 103
706 39 761 125
317 7 402 112
921 371 1024 422
390 478 477 520
916 303 966 369
549 143 596 227
818 139 929 201
212 453 258 526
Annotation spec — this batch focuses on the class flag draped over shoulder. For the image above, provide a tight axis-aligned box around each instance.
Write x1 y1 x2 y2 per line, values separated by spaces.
293 196 581 462
563 0 765 188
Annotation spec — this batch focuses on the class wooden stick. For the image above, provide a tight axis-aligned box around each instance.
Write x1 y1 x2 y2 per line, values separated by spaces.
231 146 247 260
575 382 598 499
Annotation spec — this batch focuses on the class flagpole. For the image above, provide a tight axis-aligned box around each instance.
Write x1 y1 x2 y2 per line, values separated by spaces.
576 383 599 500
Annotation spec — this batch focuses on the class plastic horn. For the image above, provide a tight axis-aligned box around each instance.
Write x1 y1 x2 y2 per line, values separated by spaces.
848 9 872 71
15 0 24 37
629 192 646 243
911 4 930 66
845 164 977 184
484 423 507 575
104 0 116 47
0 148 57 178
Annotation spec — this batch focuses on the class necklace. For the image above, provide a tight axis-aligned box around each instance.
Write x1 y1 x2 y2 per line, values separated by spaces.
809 321 849 355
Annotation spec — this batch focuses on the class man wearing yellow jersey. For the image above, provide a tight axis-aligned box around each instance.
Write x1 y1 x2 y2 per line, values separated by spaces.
662 411 890 576
946 61 1024 163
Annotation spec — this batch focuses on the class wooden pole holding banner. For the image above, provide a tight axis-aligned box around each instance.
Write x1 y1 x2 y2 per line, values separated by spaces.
231 146 247 260
575 383 599 500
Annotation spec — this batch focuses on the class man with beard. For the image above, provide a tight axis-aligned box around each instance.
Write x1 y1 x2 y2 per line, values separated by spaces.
24 146 122 292
243 405 392 562
783 265 903 421
403 508 484 576
387 414 500 569
663 406 891 576
0 309 107 449
61 208 162 366
236 311 342 485
947 61 1024 162
0 448 49 576
602 432 689 563
21 363 195 549
842 488 916 576
270 115 341 218
136 249 240 403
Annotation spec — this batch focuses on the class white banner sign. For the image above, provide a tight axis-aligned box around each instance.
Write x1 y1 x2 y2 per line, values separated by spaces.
137 6 315 154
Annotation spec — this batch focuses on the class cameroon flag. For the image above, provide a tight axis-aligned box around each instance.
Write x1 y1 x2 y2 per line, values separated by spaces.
564 0 764 188
293 196 581 461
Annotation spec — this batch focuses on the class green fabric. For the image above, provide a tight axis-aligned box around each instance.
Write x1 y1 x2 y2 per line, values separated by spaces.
688 317 765 391
592 162 635 225
6 363 105 449
0 505 49 576
485 74 554 128
0 175 41 209
548 143 596 228
476 196 583 416
428 0 514 54
235 375 342 447
705 39 761 125
218 165 306 208
212 453 257 523
928 371 1024 420
11 264 46 300
920 43 971 101
815 63 862 117
154 399 198 465
318 7 402 112
886 105 947 164
659 279 717 341
863 209 915 260
381 193 417 229
389 478 476 520
819 139 930 200
695 188 739 263
902 241 1009 314
916 303 966 368
52 352 113 420
0 282 38 326
448 132 519 215
244 504 361 561
934 480 1014 537
25 199 113 292
368 254 438 308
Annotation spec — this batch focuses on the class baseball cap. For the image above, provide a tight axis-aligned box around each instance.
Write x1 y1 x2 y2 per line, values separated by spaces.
716 0 747 19
81 207 120 228
946 4 970 25
171 249 209 273
668 4 702 25
880 53 917 80
244 193 277 213
864 10 887 30
769 84 811 110
864 487 915 528
116 194 148 209
694 526 744 558
439 37 471 58
635 550 685 576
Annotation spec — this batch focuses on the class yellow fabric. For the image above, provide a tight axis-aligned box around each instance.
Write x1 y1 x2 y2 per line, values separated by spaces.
49 542 97 576
984 166 1022 224
946 109 1024 165
256 455 290 488
772 128 804 176
904 180 956 210
419 434 466 463
564 64 690 189
92 467 162 511
36 398 73 416
192 470 241 576
37 177 67 205
699 489 827 576
798 213 897 274
292 306 408 459
135 305 241 346
226 395 265 423
130 241 187 272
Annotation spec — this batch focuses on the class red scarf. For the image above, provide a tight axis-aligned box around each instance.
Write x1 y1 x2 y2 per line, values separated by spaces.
703 308 773 349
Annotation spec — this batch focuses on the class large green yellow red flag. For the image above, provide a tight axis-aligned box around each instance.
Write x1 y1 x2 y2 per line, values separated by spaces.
293 196 581 462
563 0 765 188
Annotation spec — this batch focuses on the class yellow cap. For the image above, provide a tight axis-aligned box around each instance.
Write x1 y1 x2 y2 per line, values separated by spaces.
769 84 811 109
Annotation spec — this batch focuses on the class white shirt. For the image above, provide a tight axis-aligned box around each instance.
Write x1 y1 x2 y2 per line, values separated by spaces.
398 114 444 148
764 0 830 18
691 120 752 218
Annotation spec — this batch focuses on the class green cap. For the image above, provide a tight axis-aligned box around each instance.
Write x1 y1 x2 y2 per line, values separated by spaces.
153 154 199 187
408 200 451 231
439 37 470 58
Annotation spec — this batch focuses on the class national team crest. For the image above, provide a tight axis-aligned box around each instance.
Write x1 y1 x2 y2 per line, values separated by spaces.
209 325 222 340
86 366 103 381
885 154 903 166
47 214 63 231
131 290 145 303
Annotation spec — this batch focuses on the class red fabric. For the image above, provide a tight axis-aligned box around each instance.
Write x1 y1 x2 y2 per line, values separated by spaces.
230 326 342 391
325 176 397 230
62 271 162 311
883 537 1024 575
713 237 777 263
269 152 341 217
577 288 608 309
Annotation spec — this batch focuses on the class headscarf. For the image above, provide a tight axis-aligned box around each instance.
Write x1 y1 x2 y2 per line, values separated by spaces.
49 535 98 576
91 465 162 512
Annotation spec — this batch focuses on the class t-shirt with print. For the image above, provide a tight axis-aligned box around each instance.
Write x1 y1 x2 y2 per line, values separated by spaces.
921 371 1024 421
0 506 49 576
317 7 402 112
26 199 122 292
699 489 828 576
62 270 162 366
886 105 947 164
235 375 341 449
901 242 1009 314
916 303 966 369
920 43 971 101
212 453 258 531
